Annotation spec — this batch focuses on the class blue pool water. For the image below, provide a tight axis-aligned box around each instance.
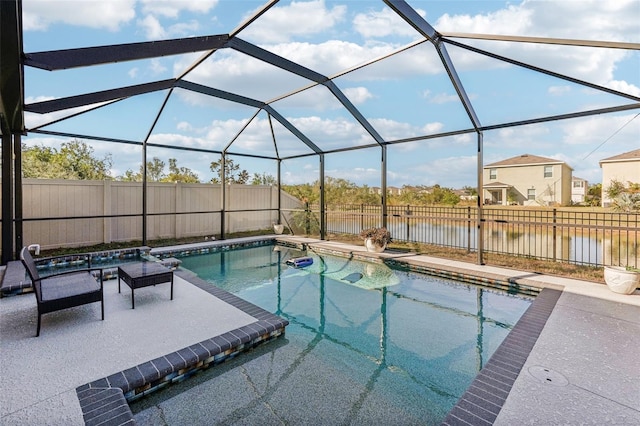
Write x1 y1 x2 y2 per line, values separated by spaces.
133 244 532 425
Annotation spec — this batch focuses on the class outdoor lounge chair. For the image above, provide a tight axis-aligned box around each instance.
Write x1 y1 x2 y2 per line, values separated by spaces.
20 247 104 337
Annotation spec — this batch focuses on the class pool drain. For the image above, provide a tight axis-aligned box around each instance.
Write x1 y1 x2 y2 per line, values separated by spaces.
528 366 569 386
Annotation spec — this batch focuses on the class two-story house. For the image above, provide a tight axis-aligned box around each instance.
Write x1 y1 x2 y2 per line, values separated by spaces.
599 149 640 207
483 154 573 206
571 176 588 204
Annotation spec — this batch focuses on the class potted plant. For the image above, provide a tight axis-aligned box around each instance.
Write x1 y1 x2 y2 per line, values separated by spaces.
359 227 392 253
603 265 639 295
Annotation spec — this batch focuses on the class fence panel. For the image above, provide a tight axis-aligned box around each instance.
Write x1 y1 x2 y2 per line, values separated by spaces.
16 179 300 251
321 203 638 268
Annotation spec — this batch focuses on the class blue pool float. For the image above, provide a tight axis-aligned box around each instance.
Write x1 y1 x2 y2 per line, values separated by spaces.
286 256 314 268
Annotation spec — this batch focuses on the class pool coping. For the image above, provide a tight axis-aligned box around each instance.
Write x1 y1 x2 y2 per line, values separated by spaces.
75 268 289 425
441 287 562 425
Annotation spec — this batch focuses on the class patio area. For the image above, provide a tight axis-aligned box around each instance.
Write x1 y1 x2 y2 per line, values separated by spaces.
1 236 639 425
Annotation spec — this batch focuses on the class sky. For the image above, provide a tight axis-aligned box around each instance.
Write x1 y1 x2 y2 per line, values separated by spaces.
20 0 640 189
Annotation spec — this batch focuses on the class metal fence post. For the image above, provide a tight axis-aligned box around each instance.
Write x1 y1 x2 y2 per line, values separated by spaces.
405 204 411 241
552 208 557 262
467 206 472 253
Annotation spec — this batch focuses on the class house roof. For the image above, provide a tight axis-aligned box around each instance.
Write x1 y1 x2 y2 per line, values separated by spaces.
485 153 568 169
599 149 640 166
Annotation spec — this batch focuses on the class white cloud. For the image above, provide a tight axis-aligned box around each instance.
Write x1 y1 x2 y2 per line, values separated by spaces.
239 0 347 43
560 113 640 150
343 87 373 104
140 0 218 18
149 58 168 75
608 80 640 97
176 121 192 131
426 92 459 104
434 0 637 88
353 6 427 39
393 155 478 188
128 67 139 79
548 86 571 96
23 0 136 31
138 14 166 39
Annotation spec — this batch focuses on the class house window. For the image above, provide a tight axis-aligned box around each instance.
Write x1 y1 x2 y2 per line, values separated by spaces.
544 165 553 178
573 181 583 188
489 168 497 179
527 189 536 200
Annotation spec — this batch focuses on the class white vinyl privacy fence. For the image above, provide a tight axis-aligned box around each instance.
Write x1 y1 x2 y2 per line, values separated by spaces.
14 179 301 250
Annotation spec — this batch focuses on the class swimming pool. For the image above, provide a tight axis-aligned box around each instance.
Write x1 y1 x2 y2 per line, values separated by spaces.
132 244 532 425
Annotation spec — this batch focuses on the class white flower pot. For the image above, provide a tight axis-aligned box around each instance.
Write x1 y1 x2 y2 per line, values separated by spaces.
604 266 639 295
273 224 284 234
365 238 386 253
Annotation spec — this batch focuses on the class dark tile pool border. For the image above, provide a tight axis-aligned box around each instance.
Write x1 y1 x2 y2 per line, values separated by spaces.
75 268 289 426
441 287 562 425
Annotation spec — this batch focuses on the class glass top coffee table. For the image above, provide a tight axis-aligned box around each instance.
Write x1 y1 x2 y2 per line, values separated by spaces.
118 262 174 309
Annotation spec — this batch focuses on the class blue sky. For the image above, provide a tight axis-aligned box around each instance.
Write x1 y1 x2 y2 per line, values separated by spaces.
21 0 640 188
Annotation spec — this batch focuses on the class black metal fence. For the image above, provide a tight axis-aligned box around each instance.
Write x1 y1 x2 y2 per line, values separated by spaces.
293 204 639 268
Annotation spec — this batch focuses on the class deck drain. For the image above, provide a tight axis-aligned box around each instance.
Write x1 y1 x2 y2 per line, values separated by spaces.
528 366 569 386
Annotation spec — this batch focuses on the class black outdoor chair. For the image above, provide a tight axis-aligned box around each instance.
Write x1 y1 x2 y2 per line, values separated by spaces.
20 247 104 337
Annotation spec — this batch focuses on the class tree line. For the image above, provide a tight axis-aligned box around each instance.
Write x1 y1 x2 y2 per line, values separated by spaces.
19 140 487 207
22 140 274 185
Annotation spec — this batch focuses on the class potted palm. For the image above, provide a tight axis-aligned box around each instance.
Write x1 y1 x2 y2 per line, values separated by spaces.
603 265 639 295
359 227 392 253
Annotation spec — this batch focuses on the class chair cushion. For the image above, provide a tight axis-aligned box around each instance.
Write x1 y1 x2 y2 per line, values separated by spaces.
40 272 101 301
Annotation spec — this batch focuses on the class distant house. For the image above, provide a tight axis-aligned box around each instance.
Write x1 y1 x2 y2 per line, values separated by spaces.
483 154 573 206
369 186 403 196
599 149 640 207
571 177 588 204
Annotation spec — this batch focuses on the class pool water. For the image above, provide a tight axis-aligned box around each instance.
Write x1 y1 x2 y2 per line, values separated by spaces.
132 244 532 425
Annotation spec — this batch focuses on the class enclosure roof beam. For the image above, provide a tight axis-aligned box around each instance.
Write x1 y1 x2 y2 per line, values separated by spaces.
175 80 265 108
229 0 279 39
479 103 640 132
263 106 323 154
29 128 279 160
384 0 482 130
444 38 640 103
175 80 322 154
229 37 386 145
227 37 327 83
24 79 175 114
440 32 640 50
24 35 229 71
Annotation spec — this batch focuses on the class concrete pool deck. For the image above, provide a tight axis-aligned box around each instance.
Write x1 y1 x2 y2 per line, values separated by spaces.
1 235 639 425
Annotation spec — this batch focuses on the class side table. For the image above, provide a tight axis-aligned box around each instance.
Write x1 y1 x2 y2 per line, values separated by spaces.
118 262 174 309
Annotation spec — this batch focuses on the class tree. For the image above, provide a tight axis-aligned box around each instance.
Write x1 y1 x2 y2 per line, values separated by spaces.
605 179 626 200
117 157 199 183
165 158 200 183
146 157 166 182
251 172 277 185
22 140 113 180
117 157 165 182
585 183 601 206
423 184 460 206
210 157 249 184
607 180 640 212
